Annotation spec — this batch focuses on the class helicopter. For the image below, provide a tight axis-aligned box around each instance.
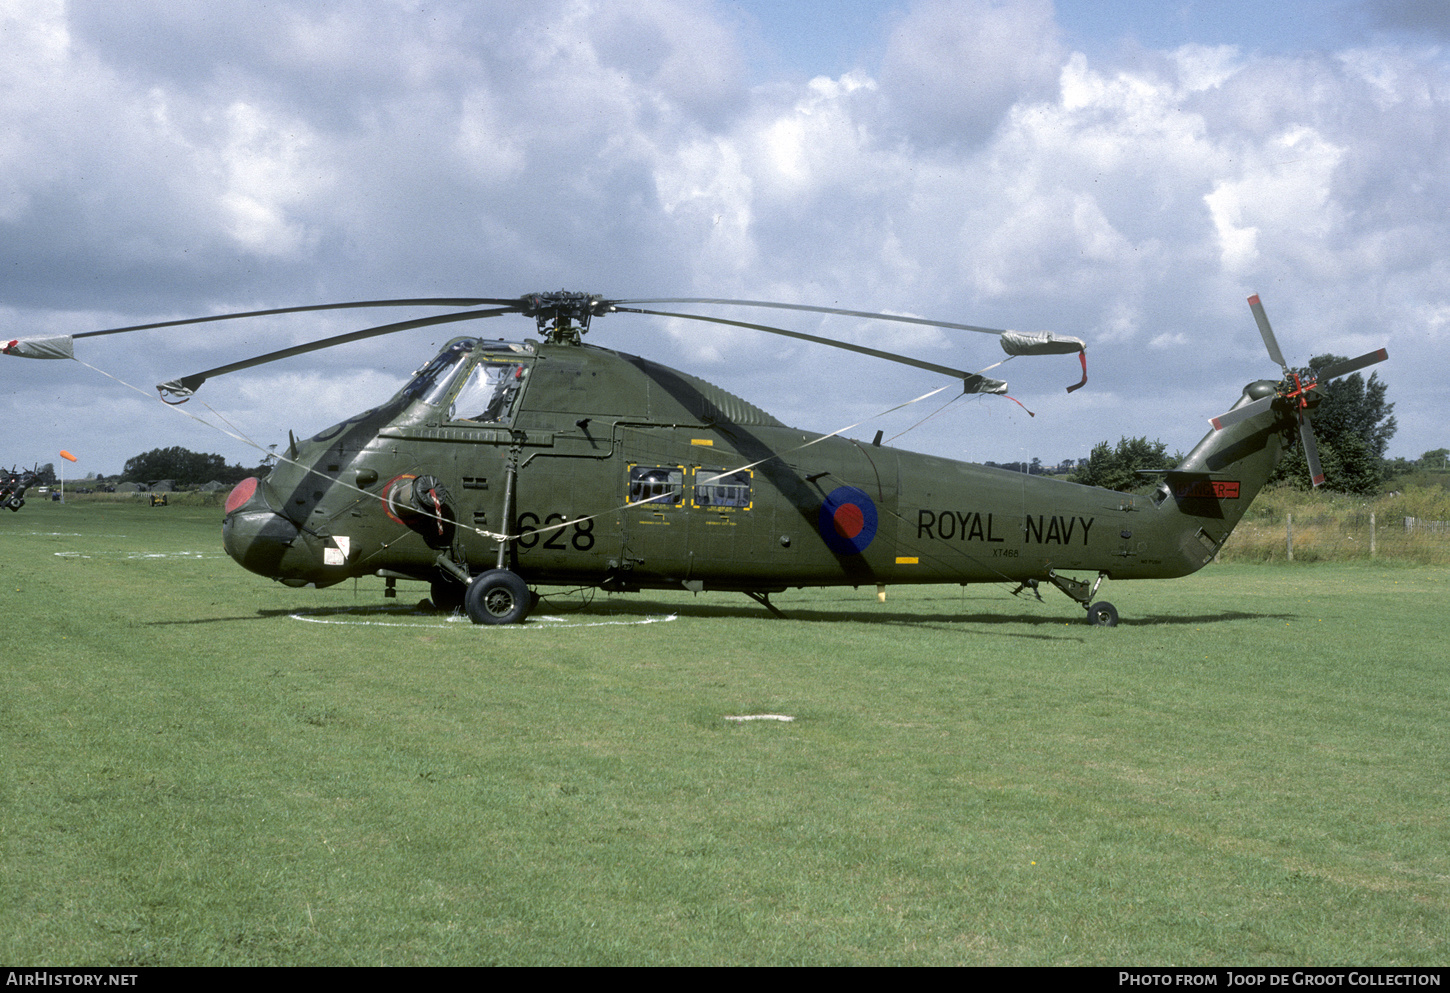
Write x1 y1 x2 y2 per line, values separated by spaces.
2 466 41 512
4 292 1386 626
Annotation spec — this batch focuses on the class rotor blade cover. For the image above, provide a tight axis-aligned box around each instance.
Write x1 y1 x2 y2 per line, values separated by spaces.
963 374 1009 395
1000 331 1089 393
2 336 75 360
998 331 1085 356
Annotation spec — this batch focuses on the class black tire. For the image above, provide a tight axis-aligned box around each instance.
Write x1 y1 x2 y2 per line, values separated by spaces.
430 578 465 612
464 569 533 625
1087 601 1118 627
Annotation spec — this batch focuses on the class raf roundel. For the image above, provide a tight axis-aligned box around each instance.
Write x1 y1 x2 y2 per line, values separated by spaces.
818 486 878 555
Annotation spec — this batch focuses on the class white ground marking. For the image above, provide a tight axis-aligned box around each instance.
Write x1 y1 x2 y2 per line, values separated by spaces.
288 606 679 630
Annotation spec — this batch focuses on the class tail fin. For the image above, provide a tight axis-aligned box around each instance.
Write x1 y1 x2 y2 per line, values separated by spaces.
1150 380 1289 571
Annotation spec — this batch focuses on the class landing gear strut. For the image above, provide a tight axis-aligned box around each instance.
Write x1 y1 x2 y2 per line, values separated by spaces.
459 448 534 624
1046 569 1119 627
744 590 787 618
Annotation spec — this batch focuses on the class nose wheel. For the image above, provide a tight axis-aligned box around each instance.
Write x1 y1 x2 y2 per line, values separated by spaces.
1086 601 1119 627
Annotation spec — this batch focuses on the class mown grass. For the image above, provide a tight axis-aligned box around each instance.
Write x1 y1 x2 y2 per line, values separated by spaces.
2 500 1446 965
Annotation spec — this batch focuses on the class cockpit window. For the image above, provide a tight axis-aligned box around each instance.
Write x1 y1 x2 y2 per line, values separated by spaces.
449 362 528 424
402 338 479 405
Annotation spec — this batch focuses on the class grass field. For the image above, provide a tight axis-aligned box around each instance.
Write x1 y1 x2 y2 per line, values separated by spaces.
3 499 1446 966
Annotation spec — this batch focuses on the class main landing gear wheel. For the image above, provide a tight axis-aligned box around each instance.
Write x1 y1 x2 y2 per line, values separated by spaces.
1087 601 1119 627
430 578 465 612
464 569 533 625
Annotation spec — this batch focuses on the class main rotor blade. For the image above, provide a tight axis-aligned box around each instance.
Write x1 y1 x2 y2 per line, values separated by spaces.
76 298 522 340
613 306 978 381
1247 294 1290 375
156 307 514 400
1315 348 1388 383
613 298 1011 337
1300 418 1326 487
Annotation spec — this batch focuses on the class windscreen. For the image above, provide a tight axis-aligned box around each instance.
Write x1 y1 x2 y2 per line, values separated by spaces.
401 338 480 405
448 361 528 424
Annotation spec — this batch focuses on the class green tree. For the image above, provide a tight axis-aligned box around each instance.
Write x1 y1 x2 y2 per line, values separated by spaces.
1271 354 1396 494
122 447 229 487
1071 436 1174 492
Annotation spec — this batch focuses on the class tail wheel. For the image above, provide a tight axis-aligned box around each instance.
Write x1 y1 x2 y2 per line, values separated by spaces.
464 569 533 625
1087 601 1119 627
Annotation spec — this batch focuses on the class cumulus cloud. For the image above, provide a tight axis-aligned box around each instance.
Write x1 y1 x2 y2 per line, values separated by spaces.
2 0 1447 474
879 0 1063 145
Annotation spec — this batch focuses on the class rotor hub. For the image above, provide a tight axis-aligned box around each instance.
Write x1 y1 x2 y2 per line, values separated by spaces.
519 291 610 343
1276 372 1322 416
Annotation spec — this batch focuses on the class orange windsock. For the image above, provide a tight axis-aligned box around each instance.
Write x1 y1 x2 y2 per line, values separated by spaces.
60 450 78 462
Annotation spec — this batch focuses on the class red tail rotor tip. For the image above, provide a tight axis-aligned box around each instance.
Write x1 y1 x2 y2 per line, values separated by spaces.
1247 293 1261 305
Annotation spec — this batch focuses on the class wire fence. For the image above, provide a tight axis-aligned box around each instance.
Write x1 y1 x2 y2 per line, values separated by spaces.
1220 511 1450 564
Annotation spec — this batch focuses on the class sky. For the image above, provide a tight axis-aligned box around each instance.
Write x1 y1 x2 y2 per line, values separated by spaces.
2 0 1446 479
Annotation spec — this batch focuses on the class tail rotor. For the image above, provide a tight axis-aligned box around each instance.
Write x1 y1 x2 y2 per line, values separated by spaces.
1207 295 1388 488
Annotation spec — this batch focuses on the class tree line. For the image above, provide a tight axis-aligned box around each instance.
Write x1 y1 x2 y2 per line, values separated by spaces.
101 446 271 488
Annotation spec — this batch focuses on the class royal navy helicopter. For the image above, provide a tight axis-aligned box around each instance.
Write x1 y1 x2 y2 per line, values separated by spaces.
4 292 1386 625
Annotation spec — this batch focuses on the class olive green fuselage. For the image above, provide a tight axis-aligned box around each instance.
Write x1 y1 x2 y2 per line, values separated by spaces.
222 336 1290 598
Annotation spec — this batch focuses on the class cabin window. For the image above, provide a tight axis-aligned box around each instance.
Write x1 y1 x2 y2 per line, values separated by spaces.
449 361 527 424
692 468 752 510
628 466 684 508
